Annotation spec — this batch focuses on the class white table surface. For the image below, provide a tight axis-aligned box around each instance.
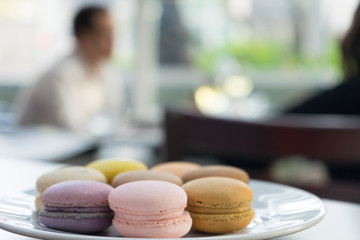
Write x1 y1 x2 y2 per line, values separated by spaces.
0 157 359 240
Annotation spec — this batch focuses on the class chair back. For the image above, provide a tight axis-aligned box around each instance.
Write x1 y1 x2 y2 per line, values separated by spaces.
164 109 360 164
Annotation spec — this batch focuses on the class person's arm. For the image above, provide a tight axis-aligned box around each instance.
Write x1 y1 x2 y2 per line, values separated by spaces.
16 74 63 128
17 71 82 132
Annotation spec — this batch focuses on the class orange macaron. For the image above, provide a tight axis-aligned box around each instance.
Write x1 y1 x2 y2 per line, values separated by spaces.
182 176 254 233
182 165 249 184
151 161 201 178
112 170 183 187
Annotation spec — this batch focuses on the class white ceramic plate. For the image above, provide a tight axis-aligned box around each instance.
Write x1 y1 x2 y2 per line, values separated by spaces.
0 180 326 240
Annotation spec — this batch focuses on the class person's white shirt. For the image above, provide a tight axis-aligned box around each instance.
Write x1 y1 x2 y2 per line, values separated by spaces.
16 49 124 137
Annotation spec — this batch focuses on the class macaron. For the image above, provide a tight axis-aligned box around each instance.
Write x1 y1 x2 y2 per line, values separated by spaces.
39 180 114 233
182 165 249 184
151 161 201 177
87 158 147 184
35 166 107 210
182 177 254 233
112 170 183 187
108 180 192 238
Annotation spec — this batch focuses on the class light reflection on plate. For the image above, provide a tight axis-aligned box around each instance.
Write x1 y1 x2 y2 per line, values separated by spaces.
0 180 326 240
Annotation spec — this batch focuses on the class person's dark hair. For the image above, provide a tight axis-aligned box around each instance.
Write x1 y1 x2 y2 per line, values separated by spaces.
341 4 360 78
73 6 108 37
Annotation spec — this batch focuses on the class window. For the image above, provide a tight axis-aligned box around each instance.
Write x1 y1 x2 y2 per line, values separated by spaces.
0 0 358 119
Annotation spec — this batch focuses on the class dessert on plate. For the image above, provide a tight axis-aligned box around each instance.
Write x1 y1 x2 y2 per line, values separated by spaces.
39 180 113 233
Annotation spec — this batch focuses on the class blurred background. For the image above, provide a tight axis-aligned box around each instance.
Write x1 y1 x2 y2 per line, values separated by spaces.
0 0 360 204
0 0 357 125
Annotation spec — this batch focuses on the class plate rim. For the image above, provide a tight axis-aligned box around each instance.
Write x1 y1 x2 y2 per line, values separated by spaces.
0 179 326 240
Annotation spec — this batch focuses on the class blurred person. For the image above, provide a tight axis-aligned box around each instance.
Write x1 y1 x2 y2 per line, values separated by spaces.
286 3 360 115
285 3 360 181
16 6 124 136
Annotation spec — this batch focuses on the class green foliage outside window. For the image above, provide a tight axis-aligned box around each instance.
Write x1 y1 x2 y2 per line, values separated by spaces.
193 39 342 76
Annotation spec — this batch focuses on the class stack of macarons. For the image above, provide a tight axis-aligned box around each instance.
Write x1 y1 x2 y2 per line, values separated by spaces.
153 163 254 234
36 159 148 234
36 159 254 237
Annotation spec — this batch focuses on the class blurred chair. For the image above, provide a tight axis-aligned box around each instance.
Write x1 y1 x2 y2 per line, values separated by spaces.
163 109 360 203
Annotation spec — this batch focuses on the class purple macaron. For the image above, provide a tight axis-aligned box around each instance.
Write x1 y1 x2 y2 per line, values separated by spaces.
39 180 113 233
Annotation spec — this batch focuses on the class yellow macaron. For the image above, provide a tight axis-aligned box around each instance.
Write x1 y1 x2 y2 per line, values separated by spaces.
182 177 254 233
87 158 147 184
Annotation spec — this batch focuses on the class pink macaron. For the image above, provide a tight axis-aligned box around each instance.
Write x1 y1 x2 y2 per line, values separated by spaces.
39 180 113 233
108 180 192 238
